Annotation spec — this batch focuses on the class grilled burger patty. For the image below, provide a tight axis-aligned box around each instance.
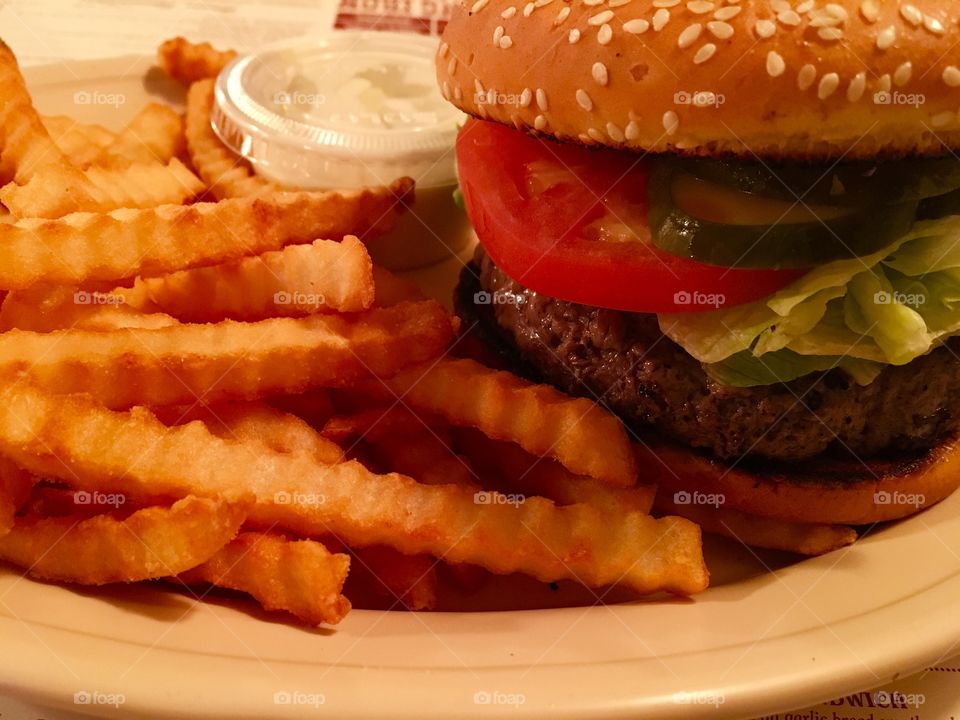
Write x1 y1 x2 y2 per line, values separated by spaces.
467 248 960 463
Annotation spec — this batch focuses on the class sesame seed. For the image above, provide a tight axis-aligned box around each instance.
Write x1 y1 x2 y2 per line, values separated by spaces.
662 111 680 136
678 23 703 48
523 2 534 17
899 4 922 26
536 88 549 111
876 74 892 93
825 3 848 21
589 10 615 25
576 89 594 111
598 23 614 44
569 28 581 43
818 27 844 41
859 0 879 22
454 86 463 102
847 72 867 101
818 73 839 100
687 1 715 15
583 0 604 5
555 6 571 23
796 0 815 13
586 128 604 142
607 122 626 142
893 62 912 87
493 26 504 45
447 57 458 74
623 18 650 33
798 64 817 91
923 16 944 34
534 115 547 131
520 88 533 107
442 82 451 100
578 134 592 144
755 19 776 38
693 43 717 64
534 0 553 7
592 62 609 86
771 0 790 11
501 6 517 18
438 43 449 58
499 35 514 49
474 79 485 96
471 0 489 12
876 25 896 50
777 10 801 25
653 0 680 6
943 66 960 87
609 0 632 6
706 20 734 39
766 50 786 77
932 112 956 129
713 5 741 20
810 14 842 27
653 8 671 31
625 120 640 141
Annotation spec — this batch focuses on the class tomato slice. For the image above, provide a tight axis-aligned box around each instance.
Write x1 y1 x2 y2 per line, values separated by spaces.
456 119 805 313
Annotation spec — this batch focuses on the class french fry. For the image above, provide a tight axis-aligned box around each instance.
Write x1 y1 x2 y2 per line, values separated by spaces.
0 159 205 218
158 37 238 85
0 301 454 409
454 428 655 515
41 115 116 167
185 79 277 199
364 428 481 489
320 405 449 446
348 545 438 611
366 359 638 488
136 236 375 322
0 459 36 538
269 390 336 430
653 493 858 556
179 532 351 625
0 495 248 584
0 285 174 333
97 102 184 166
0 384 709 595
0 181 413 290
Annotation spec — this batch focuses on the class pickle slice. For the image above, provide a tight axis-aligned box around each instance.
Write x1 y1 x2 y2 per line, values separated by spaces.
648 166 919 269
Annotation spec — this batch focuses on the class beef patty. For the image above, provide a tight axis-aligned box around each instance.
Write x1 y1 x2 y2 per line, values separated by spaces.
463 248 960 463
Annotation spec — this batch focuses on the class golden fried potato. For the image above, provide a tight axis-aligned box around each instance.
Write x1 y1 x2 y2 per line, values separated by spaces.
157 37 238 85
97 102 185 166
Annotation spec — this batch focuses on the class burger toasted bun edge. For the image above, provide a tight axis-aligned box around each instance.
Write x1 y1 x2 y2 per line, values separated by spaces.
437 0 960 159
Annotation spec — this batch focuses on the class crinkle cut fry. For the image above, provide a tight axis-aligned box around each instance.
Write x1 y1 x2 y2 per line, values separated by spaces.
158 37 238 85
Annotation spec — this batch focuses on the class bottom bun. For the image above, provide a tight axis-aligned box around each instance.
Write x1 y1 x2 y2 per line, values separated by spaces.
455 261 960 527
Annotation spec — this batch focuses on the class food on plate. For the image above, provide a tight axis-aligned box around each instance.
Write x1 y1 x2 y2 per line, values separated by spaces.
0 180 413 289
179 531 351 625
157 36 238 85
0 495 249 584
0 35 711 627
440 1 960 535
365 358 638 487
0 301 454 408
185 78 277 199
136 236 375 321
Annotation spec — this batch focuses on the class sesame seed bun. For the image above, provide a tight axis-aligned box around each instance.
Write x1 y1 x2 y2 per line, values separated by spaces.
436 0 960 159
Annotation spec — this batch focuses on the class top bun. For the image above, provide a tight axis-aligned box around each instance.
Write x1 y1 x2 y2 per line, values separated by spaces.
436 0 960 159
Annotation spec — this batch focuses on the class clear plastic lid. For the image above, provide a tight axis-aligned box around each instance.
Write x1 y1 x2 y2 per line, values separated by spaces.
212 31 465 190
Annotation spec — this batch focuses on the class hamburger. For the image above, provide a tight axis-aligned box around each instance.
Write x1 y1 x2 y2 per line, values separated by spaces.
435 0 960 534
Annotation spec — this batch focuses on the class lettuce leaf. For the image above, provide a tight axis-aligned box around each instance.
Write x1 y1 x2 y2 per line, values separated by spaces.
659 216 960 382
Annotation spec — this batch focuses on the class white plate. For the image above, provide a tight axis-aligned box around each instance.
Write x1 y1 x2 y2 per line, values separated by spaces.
2 57 959 720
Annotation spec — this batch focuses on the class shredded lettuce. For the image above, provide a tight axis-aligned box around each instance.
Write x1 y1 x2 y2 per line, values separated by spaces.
659 216 960 385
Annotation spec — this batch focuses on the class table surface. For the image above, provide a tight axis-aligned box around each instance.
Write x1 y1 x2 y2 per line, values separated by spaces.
0 1 956 719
